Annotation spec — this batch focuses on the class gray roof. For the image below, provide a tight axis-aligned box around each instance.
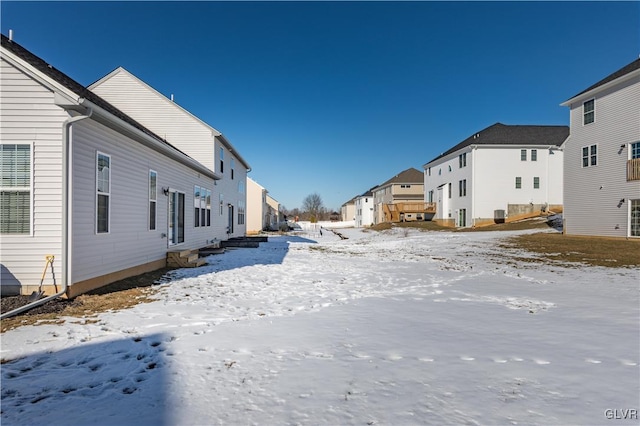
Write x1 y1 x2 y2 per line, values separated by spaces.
424 123 569 166
566 58 640 101
377 168 424 188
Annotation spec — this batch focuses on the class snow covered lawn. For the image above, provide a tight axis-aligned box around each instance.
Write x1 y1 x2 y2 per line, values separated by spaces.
1 227 638 425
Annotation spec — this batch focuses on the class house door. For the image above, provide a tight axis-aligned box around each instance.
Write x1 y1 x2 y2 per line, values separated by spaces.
168 191 185 246
458 208 467 227
227 204 234 235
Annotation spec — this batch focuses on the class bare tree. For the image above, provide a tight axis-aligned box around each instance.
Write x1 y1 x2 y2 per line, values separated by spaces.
302 193 324 223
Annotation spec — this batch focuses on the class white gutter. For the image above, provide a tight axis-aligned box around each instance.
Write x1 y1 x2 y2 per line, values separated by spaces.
0 108 93 320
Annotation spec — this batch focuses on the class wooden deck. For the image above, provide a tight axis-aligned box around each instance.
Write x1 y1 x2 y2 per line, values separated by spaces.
383 202 436 222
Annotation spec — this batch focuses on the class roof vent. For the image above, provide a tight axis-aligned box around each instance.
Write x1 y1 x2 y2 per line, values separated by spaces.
8 29 13 41
170 94 174 102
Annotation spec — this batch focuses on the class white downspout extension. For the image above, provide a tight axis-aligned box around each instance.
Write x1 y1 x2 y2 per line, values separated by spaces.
1 108 92 320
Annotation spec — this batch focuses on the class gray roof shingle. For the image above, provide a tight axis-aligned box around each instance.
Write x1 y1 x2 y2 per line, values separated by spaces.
424 123 569 166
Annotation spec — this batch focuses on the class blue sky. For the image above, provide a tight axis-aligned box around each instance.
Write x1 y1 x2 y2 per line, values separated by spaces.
2 1 639 211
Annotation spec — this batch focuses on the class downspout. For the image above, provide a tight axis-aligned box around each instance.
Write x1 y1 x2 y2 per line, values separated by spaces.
1 107 92 320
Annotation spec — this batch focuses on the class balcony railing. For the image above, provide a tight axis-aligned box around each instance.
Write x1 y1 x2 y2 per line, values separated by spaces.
628 158 640 181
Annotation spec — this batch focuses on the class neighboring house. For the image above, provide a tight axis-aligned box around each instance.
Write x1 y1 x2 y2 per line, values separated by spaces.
372 168 428 224
246 177 269 234
340 197 356 222
246 177 284 234
560 59 640 238
265 194 284 230
354 189 375 227
89 67 250 239
1 34 221 297
423 123 568 227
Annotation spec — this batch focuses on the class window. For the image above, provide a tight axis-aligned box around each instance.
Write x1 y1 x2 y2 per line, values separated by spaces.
206 190 211 226
448 182 451 198
533 177 540 189
149 170 157 230
400 184 411 188
459 153 467 168
631 199 640 237
427 190 434 203
583 99 595 125
238 181 245 194
0 144 31 234
169 191 185 244
238 200 245 225
459 179 467 197
428 167 431 176
96 152 110 233
631 142 640 159
582 144 597 167
531 149 537 162
515 177 522 189
219 147 224 173
194 186 201 227
231 159 235 180
200 189 207 226
521 149 527 161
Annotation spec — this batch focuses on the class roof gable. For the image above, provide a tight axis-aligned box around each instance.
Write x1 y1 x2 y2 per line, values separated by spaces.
90 67 251 170
424 123 569 166
377 168 424 188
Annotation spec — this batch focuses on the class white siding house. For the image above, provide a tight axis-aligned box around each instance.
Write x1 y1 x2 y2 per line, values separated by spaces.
1 34 219 297
561 59 640 238
354 190 374 227
89 67 250 239
423 123 568 227
340 198 356 222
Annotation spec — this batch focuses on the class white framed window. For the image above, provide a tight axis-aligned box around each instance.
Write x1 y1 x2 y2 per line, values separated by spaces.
231 159 235 180
583 99 595 125
96 152 110 234
533 176 540 189
206 189 211 226
0 144 32 234
515 176 522 189
459 179 467 197
219 147 224 173
427 190 434 203
400 184 411 188
448 182 451 199
531 149 537 161
631 142 640 159
200 188 207 226
631 199 640 237
169 191 185 245
582 144 597 167
238 200 245 225
149 170 157 231
521 149 527 161
459 153 467 168
194 186 201 227
238 180 245 194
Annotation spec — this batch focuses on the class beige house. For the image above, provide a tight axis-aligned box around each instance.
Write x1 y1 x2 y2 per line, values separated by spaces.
372 168 431 224
340 197 356 222
246 177 284 234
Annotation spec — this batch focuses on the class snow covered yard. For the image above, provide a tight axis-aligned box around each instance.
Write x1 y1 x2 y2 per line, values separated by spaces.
1 227 638 425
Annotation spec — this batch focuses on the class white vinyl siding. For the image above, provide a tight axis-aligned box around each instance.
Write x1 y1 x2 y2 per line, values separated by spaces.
1 56 67 294
70 119 219 284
